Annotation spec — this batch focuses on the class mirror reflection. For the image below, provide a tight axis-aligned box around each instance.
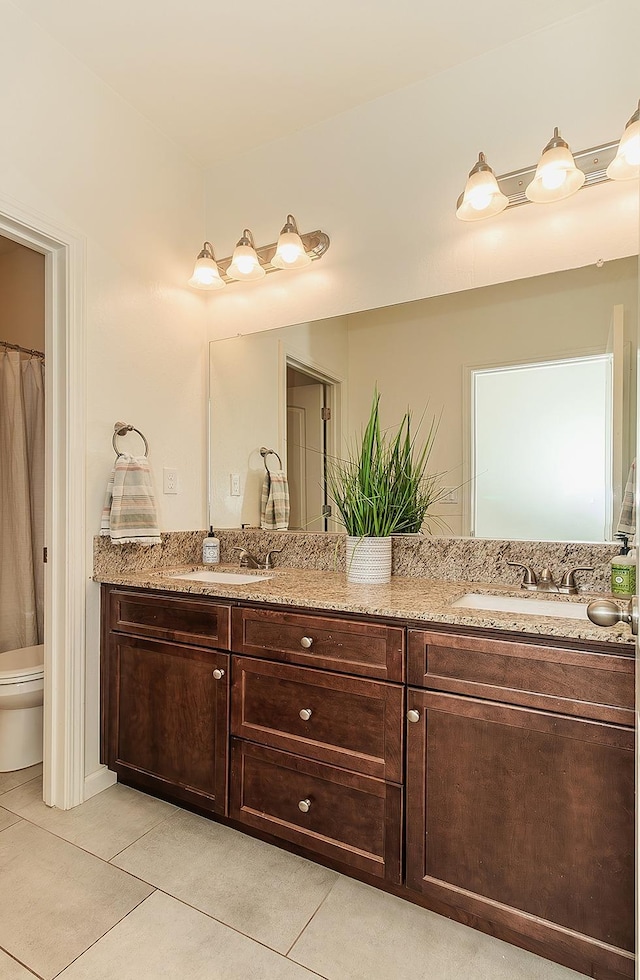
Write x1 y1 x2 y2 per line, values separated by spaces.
209 256 638 543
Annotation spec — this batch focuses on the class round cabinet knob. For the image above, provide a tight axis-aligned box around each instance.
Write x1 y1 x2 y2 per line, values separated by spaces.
300 636 314 649
407 709 421 723
298 798 312 813
587 597 638 635
212 668 225 680
299 708 313 721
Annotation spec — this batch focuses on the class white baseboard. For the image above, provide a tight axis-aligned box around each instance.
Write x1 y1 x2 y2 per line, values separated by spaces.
83 766 117 801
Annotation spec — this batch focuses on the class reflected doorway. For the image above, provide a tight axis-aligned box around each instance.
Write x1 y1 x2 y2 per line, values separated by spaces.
286 364 338 532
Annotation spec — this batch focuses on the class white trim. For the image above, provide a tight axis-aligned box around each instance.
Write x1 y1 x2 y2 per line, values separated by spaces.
84 766 117 801
0 194 87 810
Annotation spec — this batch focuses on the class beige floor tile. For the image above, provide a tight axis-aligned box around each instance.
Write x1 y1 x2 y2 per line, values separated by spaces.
0 779 176 859
0 821 153 980
0 806 21 833
0 949 38 979
289 877 587 980
57 891 324 980
0 764 42 796
112 809 338 954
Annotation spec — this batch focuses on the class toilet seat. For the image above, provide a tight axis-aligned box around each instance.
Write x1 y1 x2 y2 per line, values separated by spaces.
0 645 44 686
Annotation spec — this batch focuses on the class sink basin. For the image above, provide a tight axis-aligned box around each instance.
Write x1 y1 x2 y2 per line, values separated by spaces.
451 593 589 620
169 570 273 585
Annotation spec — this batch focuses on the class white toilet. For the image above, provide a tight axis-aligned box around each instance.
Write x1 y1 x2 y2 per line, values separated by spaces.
0 644 44 772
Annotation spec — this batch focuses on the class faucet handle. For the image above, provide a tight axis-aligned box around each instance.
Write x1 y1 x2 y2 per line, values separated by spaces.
264 549 283 570
506 561 537 589
559 567 594 594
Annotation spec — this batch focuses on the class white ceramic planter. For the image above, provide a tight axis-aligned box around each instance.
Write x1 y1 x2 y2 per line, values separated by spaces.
345 536 392 584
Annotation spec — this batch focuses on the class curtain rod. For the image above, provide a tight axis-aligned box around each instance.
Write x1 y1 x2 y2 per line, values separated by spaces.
0 339 44 358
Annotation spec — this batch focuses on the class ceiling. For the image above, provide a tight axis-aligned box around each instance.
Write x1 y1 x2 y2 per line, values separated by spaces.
14 0 599 166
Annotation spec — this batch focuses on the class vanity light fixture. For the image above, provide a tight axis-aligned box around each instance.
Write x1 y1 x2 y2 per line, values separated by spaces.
188 242 226 290
525 127 585 203
226 229 266 281
456 153 509 221
187 214 330 289
271 214 312 269
607 101 640 181
455 101 639 220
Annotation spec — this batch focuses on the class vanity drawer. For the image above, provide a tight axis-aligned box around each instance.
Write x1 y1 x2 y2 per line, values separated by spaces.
109 589 231 650
230 739 402 883
231 657 403 781
408 629 635 725
231 607 404 682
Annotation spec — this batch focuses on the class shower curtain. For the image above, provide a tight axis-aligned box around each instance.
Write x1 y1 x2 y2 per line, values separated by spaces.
0 350 45 654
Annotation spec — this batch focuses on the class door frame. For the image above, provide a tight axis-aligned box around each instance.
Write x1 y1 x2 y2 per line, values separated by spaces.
0 194 86 809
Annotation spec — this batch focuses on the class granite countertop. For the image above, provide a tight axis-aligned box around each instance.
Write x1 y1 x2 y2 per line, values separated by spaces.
94 563 634 647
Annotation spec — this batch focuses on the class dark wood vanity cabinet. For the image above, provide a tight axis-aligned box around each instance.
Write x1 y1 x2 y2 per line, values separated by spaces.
100 587 636 979
102 588 231 812
406 629 636 980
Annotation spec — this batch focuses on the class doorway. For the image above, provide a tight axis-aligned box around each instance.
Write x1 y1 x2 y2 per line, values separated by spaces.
0 198 86 809
284 358 341 533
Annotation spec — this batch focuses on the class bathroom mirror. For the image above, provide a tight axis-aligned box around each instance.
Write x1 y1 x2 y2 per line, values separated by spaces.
209 255 638 542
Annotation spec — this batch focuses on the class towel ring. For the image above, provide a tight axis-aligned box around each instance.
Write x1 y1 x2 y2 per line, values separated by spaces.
112 422 149 458
260 446 282 471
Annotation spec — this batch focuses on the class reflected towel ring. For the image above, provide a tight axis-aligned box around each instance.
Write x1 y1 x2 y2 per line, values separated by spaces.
260 446 282 471
112 422 149 458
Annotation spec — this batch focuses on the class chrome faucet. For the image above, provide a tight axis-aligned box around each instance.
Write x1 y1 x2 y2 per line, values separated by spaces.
234 547 283 570
507 561 593 595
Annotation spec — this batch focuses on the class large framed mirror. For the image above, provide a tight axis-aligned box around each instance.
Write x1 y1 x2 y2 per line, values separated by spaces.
209 255 638 543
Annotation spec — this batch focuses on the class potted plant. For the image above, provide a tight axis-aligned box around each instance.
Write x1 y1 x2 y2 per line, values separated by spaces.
327 390 444 584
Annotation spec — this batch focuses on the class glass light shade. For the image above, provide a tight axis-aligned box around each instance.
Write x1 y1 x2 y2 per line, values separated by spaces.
607 116 640 181
525 144 585 203
456 167 508 221
227 243 265 281
188 254 225 290
271 230 312 269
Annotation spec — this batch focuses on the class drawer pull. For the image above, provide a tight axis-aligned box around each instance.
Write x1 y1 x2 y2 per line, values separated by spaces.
407 709 421 723
300 636 314 649
298 798 312 813
212 668 225 680
299 708 313 721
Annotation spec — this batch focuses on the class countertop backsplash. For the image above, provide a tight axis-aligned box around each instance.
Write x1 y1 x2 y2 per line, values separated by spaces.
93 529 620 594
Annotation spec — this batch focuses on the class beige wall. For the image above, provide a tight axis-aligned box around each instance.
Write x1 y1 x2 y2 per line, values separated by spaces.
0 240 45 350
347 257 639 534
203 0 639 341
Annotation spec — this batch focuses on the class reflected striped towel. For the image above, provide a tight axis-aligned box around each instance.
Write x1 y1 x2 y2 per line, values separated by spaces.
260 470 290 531
617 458 636 538
100 454 161 545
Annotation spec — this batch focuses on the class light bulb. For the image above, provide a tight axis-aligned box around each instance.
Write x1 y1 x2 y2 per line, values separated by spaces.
188 244 225 290
607 104 640 181
525 129 584 203
456 154 508 221
227 230 265 282
271 216 312 269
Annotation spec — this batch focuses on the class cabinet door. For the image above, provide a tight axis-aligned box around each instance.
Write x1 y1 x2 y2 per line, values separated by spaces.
406 689 634 978
107 635 229 813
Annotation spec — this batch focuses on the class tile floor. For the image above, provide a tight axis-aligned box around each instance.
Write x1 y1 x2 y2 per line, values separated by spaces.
0 768 588 979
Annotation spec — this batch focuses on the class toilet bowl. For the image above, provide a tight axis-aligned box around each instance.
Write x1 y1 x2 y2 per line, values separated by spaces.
0 644 44 772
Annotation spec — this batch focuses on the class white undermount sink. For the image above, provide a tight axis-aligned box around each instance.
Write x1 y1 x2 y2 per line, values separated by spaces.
451 592 589 620
169 570 273 585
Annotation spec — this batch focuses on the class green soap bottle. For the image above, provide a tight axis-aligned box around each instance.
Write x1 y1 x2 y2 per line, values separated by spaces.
611 548 636 596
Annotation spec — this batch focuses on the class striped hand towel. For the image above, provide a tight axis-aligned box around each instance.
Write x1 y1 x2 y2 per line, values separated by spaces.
100 454 161 545
617 458 636 538
260 469 290 531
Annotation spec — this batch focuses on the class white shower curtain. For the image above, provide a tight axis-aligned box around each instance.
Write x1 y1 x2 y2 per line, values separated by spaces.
0 350 45 654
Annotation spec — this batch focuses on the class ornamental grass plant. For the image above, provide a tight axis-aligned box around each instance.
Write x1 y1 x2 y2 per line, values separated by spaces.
326 389 446 538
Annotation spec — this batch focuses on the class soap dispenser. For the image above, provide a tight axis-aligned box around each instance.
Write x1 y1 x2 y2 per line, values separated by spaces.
610 534 636 597
202 527 220 565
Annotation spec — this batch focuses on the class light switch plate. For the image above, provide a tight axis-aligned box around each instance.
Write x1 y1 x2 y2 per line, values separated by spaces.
441 487 458 504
